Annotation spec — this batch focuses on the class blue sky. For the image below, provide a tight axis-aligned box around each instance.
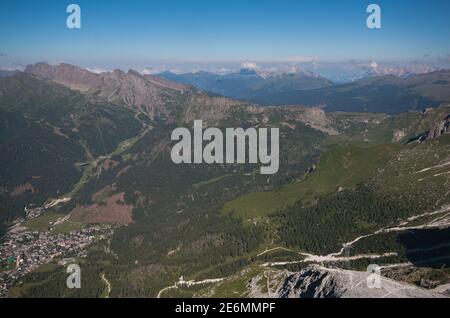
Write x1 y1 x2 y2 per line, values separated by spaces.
1 0 449 70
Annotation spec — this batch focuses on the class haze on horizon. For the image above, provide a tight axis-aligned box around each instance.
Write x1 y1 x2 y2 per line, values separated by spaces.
1 0 449 74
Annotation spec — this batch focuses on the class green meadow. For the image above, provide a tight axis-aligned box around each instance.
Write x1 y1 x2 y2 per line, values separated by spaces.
221 143 401 219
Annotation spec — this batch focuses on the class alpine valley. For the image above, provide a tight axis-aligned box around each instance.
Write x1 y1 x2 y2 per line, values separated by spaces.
1 63 450 298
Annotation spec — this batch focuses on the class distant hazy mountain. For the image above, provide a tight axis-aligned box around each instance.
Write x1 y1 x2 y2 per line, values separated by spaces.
0 69 20 78
158 67 450 113
157 67 333 102
251 70 450 113
319 61 441 83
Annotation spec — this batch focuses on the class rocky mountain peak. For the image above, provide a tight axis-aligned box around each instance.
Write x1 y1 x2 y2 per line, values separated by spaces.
24 63 188 118
22 62 242 122
25 62 99 92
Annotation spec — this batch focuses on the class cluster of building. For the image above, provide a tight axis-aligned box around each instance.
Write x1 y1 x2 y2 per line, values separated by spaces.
0 223 113 297
23 205 45 220
23 197 71 221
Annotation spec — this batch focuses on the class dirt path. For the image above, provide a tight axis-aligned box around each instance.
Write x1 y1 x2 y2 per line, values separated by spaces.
262 205 450 267
157 277 225 298
257 247 294 257
101 273 111 298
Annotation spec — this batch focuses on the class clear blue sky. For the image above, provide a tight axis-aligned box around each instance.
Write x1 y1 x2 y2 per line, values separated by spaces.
1 0 449 67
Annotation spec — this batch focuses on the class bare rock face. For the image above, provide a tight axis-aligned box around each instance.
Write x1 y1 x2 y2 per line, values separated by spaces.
274 265 446 298
407 107 450 144
182 93 249 124
294 107 339 135
278 267 342 298
94 69 181 119
25 63 185 119
425 114 450 141
24 63 243 122
25 62 99 92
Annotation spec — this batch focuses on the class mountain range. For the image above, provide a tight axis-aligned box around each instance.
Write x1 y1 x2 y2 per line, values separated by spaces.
24 63 242 122
157 67 333 103
157 68 450 114
1 62 450 298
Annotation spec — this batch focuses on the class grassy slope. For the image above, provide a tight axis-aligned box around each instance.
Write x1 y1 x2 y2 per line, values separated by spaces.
222 142 401 219
22 212 62 232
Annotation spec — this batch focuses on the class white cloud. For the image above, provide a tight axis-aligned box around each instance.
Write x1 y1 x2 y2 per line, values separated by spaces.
241 62 258 69
369 60 379 69
141 67 154 75
217 67 229 74
86 67 107 74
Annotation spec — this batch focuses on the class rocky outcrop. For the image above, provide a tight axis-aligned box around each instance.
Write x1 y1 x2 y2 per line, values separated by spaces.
278 267 341 298
407 107 450 144
294 107 339 135
423 114 450 141
273 265 446 298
